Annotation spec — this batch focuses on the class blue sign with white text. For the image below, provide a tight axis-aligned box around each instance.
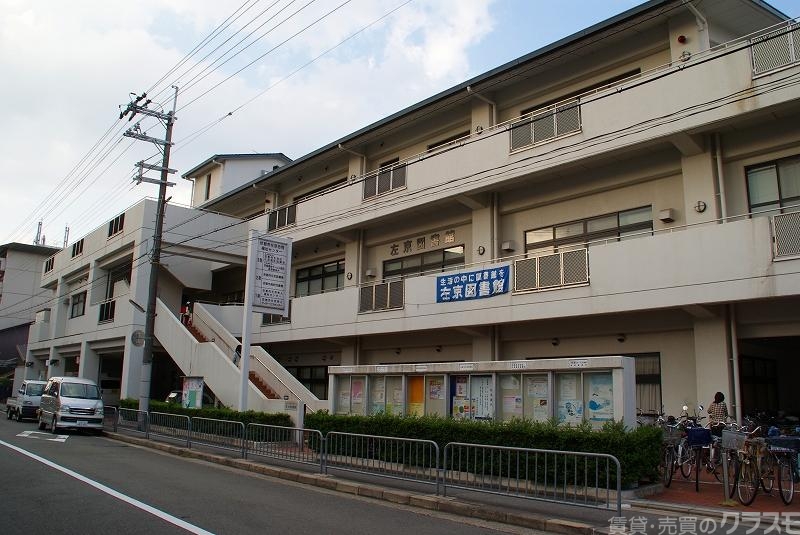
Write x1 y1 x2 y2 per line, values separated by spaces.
436 265 510 303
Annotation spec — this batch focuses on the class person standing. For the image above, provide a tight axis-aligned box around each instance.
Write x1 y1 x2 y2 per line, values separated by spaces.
708 391 729 436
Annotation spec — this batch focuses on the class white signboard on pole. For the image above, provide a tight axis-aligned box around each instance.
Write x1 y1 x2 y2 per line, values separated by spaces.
252 234 292 316
240 231 292 411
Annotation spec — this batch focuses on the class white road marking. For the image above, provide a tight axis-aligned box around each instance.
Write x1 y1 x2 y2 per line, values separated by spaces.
0 439 215 535
17 430 68 442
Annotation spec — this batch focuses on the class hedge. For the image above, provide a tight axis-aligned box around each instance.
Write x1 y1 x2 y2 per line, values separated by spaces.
305 411 661 486
118 398 293 427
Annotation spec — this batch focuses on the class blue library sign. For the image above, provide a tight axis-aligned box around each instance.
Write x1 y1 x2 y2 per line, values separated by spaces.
436 265 510 303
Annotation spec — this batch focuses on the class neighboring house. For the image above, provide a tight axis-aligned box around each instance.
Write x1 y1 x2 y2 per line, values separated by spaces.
0 242 60 391
182 153 291 215
27 0 800 423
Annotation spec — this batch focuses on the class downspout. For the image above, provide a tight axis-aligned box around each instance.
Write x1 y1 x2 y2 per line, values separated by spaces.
492 192 500 260
467 86 496 127
682 0 708 34
715 133 728 222
729 305 742 424
338 143 366 176
493 325 501 362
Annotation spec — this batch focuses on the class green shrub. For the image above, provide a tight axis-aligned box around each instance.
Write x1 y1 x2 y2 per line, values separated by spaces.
118 398 293 427
305 411 660 486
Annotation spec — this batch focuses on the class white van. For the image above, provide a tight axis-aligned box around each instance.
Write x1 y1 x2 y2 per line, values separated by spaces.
38 376 104 434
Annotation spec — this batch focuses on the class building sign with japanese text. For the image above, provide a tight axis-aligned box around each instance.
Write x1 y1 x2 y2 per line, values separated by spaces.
436 265 510 303
251 235 292 316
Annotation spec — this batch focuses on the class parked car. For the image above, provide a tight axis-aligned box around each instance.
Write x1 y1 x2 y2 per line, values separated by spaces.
38 376 104 434
5 380 47 421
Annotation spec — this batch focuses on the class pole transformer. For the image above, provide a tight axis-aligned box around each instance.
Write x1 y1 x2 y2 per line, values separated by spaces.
121 87 179 413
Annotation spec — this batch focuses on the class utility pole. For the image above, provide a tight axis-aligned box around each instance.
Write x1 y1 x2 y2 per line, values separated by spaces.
120 87 179 413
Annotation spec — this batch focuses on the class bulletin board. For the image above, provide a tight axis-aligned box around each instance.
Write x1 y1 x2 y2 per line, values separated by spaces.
499 374 523 420
523 374 550 422
407 376 425 416
426 375 447 416
350 375 366 416
385 376 404 416
369 375 386 415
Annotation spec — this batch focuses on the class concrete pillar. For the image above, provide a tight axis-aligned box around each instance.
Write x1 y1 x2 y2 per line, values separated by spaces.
78 341 100 382
681 151 719 225
46 346 61 379
692 316 731 412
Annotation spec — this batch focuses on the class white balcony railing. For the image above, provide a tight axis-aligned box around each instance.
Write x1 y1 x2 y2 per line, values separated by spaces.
751 21 800 76
773 210 800 258
509 99 582 152
359 280 404 312
513 249 589 292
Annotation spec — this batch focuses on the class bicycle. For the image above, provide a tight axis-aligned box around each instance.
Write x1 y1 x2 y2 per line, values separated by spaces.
764 436 799 505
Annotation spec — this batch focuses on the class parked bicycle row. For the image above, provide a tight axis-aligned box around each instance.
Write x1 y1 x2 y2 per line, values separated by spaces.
642 392 800 507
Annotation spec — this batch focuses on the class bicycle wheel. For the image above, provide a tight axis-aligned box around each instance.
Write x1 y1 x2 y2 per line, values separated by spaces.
778 458 795 505
680 446 694 478
662 446 675 487
724 452 739 499
737 459 759 506
761 454 775 493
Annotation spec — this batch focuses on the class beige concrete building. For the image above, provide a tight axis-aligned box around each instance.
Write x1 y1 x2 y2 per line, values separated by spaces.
25 0 800 423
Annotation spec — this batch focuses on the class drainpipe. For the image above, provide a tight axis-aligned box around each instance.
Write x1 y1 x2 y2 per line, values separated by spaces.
715 133 727 222
492 192 500 260
338 144 366 176
729 305 742 424
493 325 501 362
682 0 708 34
467 86 496 127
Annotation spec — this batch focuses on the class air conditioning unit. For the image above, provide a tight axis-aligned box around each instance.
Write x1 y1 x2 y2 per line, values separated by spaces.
658 208 675 223
501 240 516 252
62 297 71 305
365 268 377 278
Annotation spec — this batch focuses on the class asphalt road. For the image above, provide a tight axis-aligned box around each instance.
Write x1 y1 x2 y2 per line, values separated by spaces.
0 416 536 535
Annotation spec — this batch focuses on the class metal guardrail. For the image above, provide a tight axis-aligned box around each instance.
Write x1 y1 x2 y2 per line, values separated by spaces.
325 432 440 493
149 411 191 448
246 424 324 472
105 413 622 513
443 443 622 516
117 408 148 436
103 406 118 432
191 417 246 457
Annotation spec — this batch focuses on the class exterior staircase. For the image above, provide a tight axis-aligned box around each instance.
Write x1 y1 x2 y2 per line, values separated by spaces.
186 321 207 343
249 371 281 399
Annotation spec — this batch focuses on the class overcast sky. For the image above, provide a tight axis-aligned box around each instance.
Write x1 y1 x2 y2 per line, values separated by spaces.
2 0 797 246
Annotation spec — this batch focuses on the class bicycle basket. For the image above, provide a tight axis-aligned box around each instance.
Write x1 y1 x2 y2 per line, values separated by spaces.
686 427 712 447
662 426 683 445
721 429 747 450
765 436 800 452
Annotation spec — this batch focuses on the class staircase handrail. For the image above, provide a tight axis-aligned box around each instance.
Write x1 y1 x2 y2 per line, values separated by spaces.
193 302 325 412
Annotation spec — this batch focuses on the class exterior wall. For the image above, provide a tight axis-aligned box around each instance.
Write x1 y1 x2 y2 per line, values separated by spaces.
0 248 58 331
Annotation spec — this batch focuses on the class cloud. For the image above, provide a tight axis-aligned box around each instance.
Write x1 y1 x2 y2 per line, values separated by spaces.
0 0 496 242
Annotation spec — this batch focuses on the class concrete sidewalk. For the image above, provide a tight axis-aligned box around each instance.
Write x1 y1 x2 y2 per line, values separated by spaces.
104 431 798 534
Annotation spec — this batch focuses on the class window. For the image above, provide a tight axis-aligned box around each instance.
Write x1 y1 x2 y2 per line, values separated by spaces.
427 131 470 151
108 213 125 237
295 260 345 297
746 156 800 216
267 204 297 231
71 239 84 258
383 245 465 279
363 158 406 199
204 174 211 201
44 257 55 274
525 206 653 254
70 291 86 318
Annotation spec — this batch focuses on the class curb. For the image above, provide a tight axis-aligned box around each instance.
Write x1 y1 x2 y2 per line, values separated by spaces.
104 431 600 534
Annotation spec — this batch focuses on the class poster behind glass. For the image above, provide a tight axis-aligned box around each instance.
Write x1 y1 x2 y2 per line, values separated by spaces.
556 373 583 425
335 375 351 414
451 375 470 419
585 372 614 429
470 375 494 420
369 375 386 415
499 374 523 421
385 376 404 416
523 374 550 422
426 375 446 416
351 375 366 416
